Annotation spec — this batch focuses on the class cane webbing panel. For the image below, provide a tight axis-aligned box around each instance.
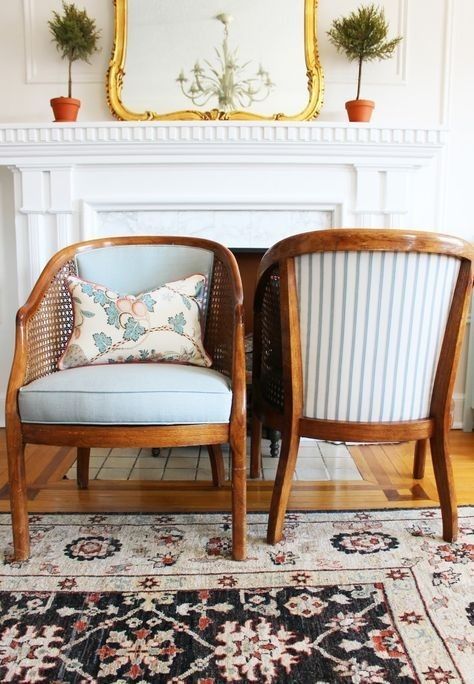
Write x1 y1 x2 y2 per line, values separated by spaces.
259 265 284 412
205 255 235 379
24 260 77 385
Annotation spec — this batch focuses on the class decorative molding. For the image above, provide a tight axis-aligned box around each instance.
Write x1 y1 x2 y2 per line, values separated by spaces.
325 0 408 87
0 122 448 164
22 0 37 83
453 392 466 430
463 307 474 431
439 0 455 127
22 0 104 85
0 121 447 150
396 0 409 83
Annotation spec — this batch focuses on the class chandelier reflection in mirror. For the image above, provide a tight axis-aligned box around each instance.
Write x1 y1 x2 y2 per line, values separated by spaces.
176 13 275 111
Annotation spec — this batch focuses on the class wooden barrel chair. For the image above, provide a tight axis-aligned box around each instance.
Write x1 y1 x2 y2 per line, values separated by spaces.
6 236 247 561
250 229 473 544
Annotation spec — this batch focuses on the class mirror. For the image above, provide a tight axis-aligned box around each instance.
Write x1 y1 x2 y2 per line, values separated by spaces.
107 0 323 121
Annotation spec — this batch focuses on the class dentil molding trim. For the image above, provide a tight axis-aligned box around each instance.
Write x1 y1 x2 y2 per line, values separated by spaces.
0 122 447 163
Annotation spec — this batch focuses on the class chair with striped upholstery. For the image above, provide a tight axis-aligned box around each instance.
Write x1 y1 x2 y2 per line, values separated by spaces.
250 229 473 544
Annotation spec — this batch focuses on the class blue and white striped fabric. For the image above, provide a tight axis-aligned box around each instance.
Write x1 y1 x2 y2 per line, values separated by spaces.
295 251 460 422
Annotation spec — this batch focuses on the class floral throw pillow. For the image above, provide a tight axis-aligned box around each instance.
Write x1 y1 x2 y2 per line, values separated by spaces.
58 274 211 369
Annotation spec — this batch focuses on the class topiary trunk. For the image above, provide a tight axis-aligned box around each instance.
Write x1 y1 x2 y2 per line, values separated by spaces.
356 56 363 100
68 58 72 98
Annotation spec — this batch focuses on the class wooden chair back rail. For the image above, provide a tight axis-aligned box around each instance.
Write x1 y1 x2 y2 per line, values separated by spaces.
250 228 473 545
258 229 472 276
297 418 434 442
6 235 247 562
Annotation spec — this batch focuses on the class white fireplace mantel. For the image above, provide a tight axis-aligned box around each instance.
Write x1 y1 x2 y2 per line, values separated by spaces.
0 120 447 161
0 121 448 304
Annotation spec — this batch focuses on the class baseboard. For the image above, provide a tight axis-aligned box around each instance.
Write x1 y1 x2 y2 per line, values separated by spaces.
452 392 465 429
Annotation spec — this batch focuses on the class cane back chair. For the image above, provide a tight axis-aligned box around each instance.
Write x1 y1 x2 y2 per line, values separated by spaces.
250 229 473 544
6 236 247 561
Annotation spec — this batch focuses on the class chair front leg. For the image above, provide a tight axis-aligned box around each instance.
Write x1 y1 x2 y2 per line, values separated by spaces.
230 424 247 561
77 447 91 489
267 425 300 545
207 444 225 487
430 427 458 542
6 426 30 561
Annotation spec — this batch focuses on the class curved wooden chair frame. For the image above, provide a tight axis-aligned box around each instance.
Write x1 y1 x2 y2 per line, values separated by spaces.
6 236 247 561
250 229 473 545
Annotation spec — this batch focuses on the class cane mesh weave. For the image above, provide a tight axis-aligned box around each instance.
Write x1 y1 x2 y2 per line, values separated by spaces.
24 260 77 385
205 255 235 378
259 266 284 411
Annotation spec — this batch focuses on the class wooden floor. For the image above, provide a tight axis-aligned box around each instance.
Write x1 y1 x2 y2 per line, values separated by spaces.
0 429 472 513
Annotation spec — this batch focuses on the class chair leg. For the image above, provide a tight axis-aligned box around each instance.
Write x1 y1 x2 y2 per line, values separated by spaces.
413 439 428 479
429 429 458 542
77 447 91 490
207 444 225 487
6 428 30 561
269 430 281 459
267 428 300 545
250 415 262 479
230 426 247 561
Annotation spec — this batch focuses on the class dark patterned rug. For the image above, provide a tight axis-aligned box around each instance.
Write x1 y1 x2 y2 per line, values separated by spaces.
1 508 473 683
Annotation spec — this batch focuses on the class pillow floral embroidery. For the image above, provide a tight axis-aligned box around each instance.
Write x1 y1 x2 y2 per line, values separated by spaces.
58 274 211 369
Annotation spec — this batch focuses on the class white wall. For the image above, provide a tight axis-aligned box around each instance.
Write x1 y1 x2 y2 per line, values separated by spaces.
0 0 473 425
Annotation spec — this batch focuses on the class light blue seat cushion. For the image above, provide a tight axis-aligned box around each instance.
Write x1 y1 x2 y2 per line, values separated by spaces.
19 364 232 425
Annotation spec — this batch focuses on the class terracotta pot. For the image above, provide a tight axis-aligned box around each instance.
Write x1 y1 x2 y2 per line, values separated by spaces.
50 97 81 122
345 99 375 123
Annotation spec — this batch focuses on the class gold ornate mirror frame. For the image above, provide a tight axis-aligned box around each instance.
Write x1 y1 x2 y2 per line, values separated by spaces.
107 0 323 121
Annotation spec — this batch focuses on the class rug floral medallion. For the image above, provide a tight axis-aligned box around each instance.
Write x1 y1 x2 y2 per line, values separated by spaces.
0 507 473 683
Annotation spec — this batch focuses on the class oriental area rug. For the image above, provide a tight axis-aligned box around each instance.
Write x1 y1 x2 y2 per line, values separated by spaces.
0 508 473 683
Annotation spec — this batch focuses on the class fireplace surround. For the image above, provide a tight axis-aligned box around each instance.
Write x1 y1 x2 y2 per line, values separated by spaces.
0 121 447 306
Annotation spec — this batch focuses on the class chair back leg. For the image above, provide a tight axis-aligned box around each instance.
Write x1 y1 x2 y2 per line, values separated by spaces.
207 444 225 487
77 447 91 490
250 415 263 479
413 439 428 479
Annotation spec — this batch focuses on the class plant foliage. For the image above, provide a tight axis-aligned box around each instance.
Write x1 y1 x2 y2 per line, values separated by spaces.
49 2 101 98
327 4 402 100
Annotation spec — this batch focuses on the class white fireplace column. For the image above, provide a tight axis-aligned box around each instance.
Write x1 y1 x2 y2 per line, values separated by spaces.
354 165 411 228
11 165 76 303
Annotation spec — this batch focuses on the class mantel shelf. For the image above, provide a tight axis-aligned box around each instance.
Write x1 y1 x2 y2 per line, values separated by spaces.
0 122 447 164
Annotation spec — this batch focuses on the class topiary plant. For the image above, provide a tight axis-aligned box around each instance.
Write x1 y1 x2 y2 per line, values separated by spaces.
327 3 402 101
49 2 101 99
